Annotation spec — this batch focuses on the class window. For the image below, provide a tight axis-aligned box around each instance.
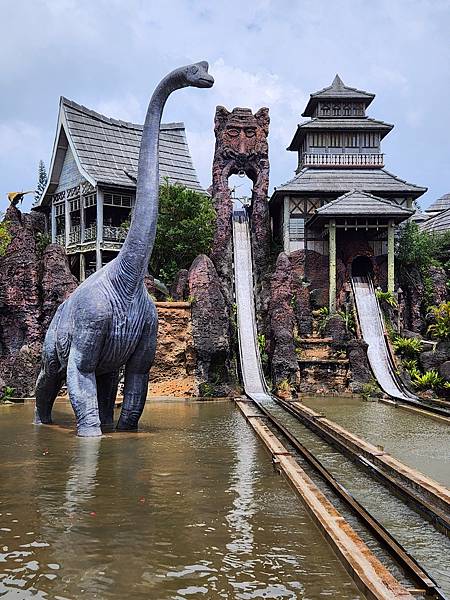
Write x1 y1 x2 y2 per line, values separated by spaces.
310 133 325 147
84 193 96 208
354 104 364 116
344 133 358 147
289 216 305 241
343 104 351 116
321 103 330 116
70 198 80 212
104 192 133 207
54 203 65 217
362 133 378 148
333 104 341 116
329 133 341 147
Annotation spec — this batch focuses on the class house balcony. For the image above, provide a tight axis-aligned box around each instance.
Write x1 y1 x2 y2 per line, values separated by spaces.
301 153 384 168
69 226 81 245
103 225 128 242
55 234 65 246
85 224 97 242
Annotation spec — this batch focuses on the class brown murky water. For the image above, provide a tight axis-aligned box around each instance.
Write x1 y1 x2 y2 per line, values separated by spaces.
301 396 450 487
0 400 363 599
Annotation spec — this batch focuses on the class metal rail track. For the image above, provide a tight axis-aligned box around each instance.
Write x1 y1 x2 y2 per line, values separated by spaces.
242 394 448 600
232 209 449 599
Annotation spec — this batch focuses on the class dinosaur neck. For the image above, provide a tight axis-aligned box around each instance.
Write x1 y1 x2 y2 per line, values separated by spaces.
113 71 185 296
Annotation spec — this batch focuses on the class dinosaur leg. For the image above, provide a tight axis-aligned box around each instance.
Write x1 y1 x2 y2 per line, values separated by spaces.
35 324 63 425
116 323 157 431
96 370 120 430
66 326 106 437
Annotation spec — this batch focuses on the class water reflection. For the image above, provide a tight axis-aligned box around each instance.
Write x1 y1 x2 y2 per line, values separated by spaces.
64 437 101 519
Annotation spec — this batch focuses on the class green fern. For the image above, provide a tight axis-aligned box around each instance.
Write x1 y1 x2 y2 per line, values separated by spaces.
393 336 422 358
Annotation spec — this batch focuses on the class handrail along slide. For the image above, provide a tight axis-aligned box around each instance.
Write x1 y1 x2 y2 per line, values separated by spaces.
232 208 449 600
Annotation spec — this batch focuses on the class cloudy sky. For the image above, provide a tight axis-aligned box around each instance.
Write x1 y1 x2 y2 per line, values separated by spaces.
1 0 449 213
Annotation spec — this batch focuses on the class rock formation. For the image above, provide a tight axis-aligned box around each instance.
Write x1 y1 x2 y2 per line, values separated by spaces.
210 106 271 311
0 206 77 396
188 254 235 396
267 252 299 390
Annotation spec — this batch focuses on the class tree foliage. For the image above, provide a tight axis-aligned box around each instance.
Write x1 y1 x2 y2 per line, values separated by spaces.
149 182 216 283
0 214 11 257
34 160 48 204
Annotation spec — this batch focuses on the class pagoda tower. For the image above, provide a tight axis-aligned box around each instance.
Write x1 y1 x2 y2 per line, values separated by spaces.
270 75 426 310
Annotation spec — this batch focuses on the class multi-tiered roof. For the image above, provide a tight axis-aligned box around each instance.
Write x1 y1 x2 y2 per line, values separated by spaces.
271 75 426 204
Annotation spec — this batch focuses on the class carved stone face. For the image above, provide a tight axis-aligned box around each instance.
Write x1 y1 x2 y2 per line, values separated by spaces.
214 106 269 176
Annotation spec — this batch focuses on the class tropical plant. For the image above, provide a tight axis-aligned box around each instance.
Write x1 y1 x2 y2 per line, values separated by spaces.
393 336 422 358
375 289 398 308
337 309 356 334
361 380 380 400
427 302 450 340
313 306 330 335
409 369 443 391
0 386 15 403
402 358 418 373
277 379 291 394
258 334 269 369
0 215 11 257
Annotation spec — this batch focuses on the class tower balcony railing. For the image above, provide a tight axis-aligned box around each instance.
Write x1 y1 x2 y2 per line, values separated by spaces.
302 153 384 168
103 225 128 242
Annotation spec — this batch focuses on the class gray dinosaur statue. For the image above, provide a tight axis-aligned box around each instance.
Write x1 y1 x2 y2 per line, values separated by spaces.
34 62 214 436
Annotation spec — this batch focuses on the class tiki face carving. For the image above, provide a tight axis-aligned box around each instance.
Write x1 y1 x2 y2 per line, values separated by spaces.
214 106 269 181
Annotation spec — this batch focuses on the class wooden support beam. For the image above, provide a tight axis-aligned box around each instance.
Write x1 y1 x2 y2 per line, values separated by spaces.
329 219 336 312
283 196 290 254
388 219 395 293
96 188 103 271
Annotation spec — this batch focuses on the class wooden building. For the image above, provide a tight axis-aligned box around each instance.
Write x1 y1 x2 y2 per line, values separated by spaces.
419 193 450 233
34 97 205 281
270 75 426 310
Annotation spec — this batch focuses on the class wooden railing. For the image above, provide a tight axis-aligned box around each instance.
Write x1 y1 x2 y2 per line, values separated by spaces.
103 225 127 242
84 225 97 241
69 226 81 245
302 153 384 168
55 234 65 246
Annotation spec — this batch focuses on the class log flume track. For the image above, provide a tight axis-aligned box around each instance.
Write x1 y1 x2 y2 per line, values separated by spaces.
232 209 449 600
352 275 450 419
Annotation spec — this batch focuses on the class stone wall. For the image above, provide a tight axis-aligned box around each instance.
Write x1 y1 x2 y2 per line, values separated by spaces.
149 302 196 397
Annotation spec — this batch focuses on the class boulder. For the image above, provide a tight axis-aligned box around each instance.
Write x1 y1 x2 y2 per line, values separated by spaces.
170 269 189 300
438 361 450 382
268 252 299 389
420 340 450 372
188 254 234 396
347 339 372 391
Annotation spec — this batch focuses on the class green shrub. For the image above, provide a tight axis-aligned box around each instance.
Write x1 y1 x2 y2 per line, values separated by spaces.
0 386 15 403
313 306 330 335
427 302 450 340
361 380 380 400
258 334 269 369
337 309 356 334
393 336 422 358
402 358 418 373
375 290 398 308
410 369 443 390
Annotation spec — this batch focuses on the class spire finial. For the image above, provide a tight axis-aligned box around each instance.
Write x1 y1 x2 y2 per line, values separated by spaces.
332 74 344 88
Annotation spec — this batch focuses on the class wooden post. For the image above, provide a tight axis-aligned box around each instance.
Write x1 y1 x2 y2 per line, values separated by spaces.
80 187 85 243
80 252 86 282
283 196 290 254
388 219 395 293
64 193 70 248
51 201 56 244
96 188 103 271
329 219 337 312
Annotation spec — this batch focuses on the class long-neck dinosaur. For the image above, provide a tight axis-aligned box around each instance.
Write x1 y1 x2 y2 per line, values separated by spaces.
35 62 214 436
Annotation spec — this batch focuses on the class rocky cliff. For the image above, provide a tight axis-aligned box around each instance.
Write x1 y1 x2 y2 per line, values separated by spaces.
0 206 77 396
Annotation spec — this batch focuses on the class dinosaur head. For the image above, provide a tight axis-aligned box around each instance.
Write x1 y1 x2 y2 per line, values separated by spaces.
184 61 214 89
